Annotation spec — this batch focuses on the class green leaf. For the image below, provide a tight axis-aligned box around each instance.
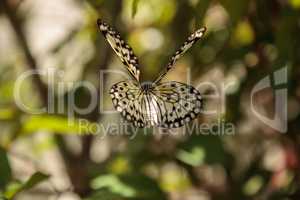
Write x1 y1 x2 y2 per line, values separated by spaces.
0 147 11 190
91 174 166 200
4 172 49 199
177 146 205 167
22 172 49 190
3 181 22 199
0 192 8 200
243 175 264 196
91 174 137 198
177 135 230 166
132 0 140 18
22 115 91 135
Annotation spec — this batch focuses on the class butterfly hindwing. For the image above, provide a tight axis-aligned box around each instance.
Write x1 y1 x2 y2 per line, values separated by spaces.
110 81 203 128
151 81 203 128
98 19 140 81
110 81 146 128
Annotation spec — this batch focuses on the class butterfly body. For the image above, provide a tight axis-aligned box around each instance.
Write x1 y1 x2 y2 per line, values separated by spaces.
140 82 152 90
98 19 206 128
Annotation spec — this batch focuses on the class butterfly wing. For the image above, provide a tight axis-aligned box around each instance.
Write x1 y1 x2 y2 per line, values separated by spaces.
110 80 146 127
98 19 140 82
154 27 206 84
150 81 203 128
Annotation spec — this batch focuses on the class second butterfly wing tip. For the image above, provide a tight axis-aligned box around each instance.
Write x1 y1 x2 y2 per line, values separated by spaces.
194 26 207 38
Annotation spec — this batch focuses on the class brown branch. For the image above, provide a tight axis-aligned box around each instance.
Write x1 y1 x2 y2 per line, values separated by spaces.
2 0 123 197
1 0 48 104
2 0 86 196
76 0 122 174
80 48 112 160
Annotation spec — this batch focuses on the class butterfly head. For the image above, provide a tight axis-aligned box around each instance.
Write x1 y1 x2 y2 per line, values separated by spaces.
141 81 154 92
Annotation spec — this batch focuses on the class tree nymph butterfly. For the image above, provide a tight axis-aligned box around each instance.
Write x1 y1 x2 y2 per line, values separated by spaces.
97 19 206 128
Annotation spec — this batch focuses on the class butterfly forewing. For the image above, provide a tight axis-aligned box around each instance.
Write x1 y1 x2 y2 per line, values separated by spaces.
154 27 206 84
98 19 140 81
110 81 146 127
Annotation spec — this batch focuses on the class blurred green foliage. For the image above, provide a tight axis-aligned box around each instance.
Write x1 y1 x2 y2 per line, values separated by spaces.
0 0 300 200
1 172 49 199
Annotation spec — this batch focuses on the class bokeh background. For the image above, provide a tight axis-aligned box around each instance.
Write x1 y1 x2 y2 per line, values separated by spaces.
1 0 300 199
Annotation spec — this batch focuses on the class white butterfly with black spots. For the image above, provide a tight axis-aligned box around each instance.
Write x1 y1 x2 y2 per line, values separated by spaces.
98 19 206 128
